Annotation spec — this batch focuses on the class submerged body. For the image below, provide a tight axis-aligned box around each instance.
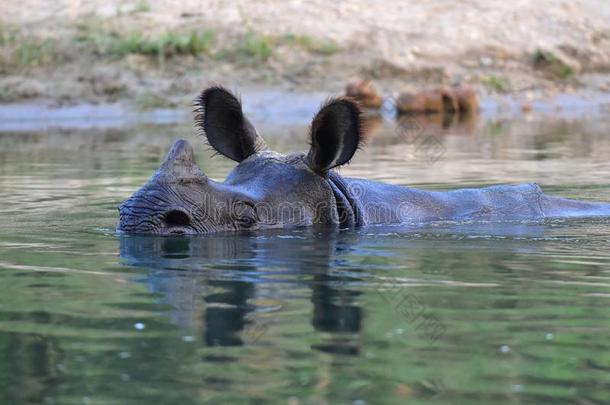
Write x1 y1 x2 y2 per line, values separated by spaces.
117 87 610 235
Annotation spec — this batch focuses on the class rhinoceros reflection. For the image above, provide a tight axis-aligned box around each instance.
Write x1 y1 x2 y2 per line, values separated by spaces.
118 220 559 352
119 231 364 351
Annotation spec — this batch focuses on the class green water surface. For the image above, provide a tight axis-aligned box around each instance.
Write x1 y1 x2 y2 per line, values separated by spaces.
1 111 610 404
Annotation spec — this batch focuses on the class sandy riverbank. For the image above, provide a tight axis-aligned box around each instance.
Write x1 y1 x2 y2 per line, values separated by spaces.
1 0 609 107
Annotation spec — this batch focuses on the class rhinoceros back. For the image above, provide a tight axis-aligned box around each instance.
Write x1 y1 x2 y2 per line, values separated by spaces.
441 183 545 221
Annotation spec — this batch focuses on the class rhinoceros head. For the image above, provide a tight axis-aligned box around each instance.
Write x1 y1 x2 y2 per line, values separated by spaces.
117 87 363 235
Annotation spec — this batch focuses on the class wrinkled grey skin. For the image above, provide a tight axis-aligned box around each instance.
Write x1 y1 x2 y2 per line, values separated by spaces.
117 87 610 235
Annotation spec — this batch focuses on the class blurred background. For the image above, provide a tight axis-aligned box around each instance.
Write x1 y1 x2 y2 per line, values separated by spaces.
1 0 609 105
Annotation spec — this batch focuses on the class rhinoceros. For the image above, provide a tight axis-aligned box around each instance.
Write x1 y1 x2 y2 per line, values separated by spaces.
117 86 610 235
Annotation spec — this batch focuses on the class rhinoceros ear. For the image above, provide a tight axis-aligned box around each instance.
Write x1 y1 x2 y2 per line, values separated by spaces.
306 98 363 175
195 86 267 162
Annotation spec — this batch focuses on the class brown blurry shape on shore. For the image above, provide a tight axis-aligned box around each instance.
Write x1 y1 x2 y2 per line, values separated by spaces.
453 85 479 113
396 85 478 115
345 78 384 109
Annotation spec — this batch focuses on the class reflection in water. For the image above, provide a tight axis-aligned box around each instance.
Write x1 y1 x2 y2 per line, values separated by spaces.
0 327 64 404
120 231 364 352
204 277 254 346
397 110 479 134
310 271 362 355
361 108 479 144
117 221 559 356
1 114 610 190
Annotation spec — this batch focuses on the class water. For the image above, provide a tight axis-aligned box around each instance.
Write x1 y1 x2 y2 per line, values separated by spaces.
1 101 610 404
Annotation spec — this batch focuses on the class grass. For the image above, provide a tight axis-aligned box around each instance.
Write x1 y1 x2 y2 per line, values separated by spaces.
0 25 62 70
14 39 58 66
483 75 509 92
134 0 151 13
3 17 341 73
0 25 19 46
214 30 275 64
113 31 215 58
217 31 339 64
237 30 275 61
532 49 575 80
282 33 339 55
75 19 215 61
135 91 177 109
75 19 119 55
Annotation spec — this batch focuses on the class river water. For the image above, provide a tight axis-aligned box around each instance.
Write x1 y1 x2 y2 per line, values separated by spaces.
1 96 610 404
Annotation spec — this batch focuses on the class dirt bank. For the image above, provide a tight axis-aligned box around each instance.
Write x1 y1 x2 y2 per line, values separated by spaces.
1 0 609 106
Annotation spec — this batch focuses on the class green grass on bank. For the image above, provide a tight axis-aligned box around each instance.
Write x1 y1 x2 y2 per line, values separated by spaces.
0 18 340 72
282 33 339 55
532 49 576 80
76 19 215 60
75 20 341 66
134 0 151 13
112 30 215 58
218 31 339 64
0 25 63 71
482 75 509 93
213 30 274 63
